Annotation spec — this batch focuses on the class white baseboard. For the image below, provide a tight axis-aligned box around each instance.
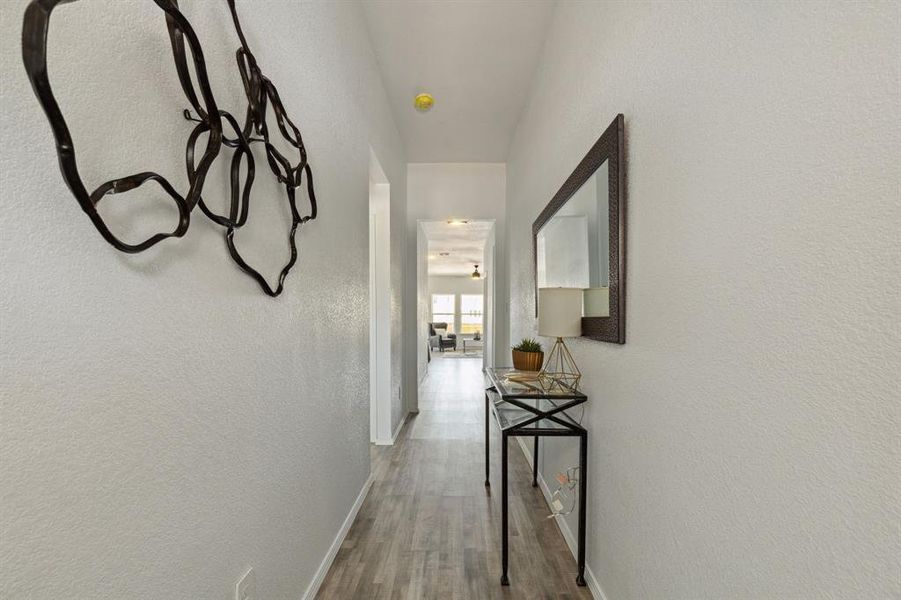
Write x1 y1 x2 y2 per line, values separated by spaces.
302 473 375 600
391 411 409 443
373 410 409 446
514 438 609 600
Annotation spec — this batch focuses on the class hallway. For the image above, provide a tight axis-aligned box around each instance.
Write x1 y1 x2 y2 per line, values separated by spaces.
317 357 592 599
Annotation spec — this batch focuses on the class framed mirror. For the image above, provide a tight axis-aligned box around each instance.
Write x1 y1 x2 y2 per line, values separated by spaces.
533 114 625 343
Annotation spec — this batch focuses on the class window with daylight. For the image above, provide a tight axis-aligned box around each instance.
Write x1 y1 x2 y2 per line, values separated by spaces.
431 294 455 333
460 294 483 335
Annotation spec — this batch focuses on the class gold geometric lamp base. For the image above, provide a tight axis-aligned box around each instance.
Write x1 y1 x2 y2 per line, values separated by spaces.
539 336 582 392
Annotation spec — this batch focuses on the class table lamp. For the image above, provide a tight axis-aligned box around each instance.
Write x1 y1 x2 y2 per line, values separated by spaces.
538 287 583 391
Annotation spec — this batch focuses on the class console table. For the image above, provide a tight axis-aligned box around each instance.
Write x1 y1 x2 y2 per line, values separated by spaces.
483 367 588 587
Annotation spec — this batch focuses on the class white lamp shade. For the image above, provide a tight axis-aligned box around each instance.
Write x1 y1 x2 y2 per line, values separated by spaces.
538 288 582 338
583 287 610 317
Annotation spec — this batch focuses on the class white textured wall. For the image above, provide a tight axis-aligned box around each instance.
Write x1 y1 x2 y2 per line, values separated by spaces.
483 226 497 368
428 275 485 296
406 163 507 385
0 1 404 598
507 2 901 598
388 159 407 436
416 223 430 387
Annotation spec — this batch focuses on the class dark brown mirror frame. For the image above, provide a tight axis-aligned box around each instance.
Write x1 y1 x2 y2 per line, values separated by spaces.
533 113 625 344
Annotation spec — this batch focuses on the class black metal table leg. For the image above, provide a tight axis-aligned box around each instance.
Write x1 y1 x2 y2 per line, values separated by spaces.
484 393 490 487
501 432 509 586
576 430 587 586
532 436 539 487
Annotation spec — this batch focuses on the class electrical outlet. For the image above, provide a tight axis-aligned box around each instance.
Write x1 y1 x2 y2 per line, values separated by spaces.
235 568 254 600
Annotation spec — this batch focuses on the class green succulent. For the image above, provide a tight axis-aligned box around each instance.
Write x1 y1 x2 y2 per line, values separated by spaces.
512 338 543 353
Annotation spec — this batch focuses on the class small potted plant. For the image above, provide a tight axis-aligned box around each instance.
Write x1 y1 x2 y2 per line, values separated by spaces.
512 338 544 372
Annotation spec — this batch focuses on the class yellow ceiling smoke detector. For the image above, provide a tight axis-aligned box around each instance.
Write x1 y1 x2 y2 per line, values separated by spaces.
414 93 434 112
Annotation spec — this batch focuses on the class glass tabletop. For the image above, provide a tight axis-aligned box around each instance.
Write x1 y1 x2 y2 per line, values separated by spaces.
485 367 587 400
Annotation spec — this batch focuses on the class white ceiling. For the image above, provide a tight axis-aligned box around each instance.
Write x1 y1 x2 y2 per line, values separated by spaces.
421 220 493 276
361 0 555 162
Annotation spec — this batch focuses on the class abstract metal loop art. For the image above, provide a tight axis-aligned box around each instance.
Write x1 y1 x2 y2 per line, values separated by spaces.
21 0 317 297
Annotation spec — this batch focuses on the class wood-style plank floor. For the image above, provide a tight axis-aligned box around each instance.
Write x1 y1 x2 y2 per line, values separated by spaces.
316 356 592 599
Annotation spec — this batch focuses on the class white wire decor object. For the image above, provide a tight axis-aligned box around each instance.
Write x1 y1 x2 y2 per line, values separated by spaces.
547 466 580 519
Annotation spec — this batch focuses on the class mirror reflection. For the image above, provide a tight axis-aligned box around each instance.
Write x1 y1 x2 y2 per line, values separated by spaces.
536 159 610 317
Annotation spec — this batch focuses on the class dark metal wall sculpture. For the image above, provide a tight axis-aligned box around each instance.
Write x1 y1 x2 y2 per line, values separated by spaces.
21 0 317 297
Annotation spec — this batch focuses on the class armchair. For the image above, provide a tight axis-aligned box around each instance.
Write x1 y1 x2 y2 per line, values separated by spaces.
429 322 457 351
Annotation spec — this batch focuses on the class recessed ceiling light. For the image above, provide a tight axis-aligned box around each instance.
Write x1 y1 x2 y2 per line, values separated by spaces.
414 93 434 112
438 252 450 256
446 219 468 225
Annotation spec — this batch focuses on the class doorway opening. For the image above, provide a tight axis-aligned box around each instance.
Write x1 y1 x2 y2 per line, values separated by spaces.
418 219 497 376
369 149 393 445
